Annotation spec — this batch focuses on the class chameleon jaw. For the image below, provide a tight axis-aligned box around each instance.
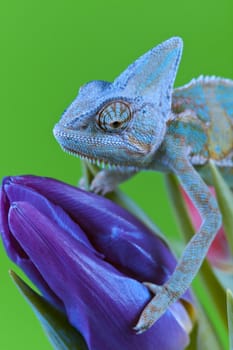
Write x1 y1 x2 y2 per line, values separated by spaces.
60 143 139 172
53 124 141 171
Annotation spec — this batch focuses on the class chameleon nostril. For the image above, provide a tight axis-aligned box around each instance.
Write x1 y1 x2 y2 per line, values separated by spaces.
80 123 88 130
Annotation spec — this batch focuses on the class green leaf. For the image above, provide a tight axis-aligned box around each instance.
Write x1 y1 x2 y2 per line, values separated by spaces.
10 270 88 350
209 161 233 256
227 289 233 350
195 300 222 350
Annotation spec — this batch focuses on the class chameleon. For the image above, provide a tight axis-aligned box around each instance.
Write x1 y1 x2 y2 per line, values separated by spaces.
53 37 233 333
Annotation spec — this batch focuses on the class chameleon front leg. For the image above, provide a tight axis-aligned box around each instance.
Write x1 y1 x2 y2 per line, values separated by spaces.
89 167 138 195
134 156 222 333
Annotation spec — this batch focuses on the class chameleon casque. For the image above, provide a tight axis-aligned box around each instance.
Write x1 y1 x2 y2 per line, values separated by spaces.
53 37 233 333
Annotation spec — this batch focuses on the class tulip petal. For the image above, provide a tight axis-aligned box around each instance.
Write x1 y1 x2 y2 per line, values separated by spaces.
8 176 177 283
3 178 95 252
10 175 193 303
8 200 189 350
0 184 63 310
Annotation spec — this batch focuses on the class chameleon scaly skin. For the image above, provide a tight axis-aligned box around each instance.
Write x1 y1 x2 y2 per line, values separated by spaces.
53 37 233 332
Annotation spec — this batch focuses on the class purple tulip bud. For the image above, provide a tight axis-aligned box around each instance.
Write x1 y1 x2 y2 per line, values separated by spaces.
0 175 194 350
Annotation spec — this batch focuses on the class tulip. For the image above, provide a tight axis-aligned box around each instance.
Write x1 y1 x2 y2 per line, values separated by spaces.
181 187 232 270
0 175 194 350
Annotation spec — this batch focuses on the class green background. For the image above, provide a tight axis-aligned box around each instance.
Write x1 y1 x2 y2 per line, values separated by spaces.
1 0 232 349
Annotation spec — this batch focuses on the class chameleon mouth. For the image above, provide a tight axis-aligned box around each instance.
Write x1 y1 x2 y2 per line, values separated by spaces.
61 145 121 170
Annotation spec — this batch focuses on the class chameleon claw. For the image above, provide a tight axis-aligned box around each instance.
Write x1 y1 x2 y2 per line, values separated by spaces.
133 322 153 335
142 282 163 294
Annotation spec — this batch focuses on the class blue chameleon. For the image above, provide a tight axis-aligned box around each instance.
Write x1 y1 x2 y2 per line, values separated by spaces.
53 37 233 333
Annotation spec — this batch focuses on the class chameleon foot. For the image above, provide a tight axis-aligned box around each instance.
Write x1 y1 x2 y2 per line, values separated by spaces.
134 283 174 334
90 168 137 195
78 173 116 194
90 170 117 195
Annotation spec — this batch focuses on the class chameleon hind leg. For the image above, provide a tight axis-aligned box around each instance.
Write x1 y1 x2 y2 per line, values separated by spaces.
134 157 222 333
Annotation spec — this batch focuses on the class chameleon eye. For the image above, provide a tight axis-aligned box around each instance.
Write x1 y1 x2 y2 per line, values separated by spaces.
97 100 132 132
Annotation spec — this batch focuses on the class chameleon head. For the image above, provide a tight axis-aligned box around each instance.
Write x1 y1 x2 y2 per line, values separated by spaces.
53 37 183 169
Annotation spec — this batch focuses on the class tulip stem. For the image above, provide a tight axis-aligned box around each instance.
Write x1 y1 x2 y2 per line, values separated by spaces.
81 161 98 189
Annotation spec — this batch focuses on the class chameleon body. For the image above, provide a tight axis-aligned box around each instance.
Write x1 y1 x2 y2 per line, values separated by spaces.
53 37 233 333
